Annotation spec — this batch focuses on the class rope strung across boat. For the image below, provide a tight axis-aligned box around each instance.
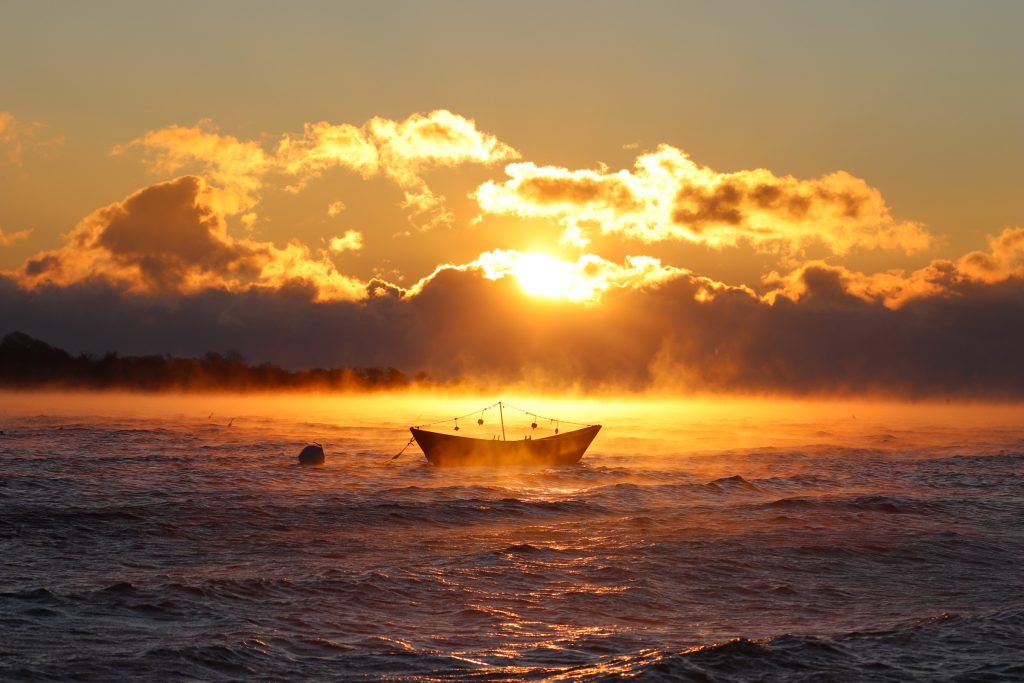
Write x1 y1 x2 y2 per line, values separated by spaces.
413 401 503 428
499 402 593 427
413 401 593 429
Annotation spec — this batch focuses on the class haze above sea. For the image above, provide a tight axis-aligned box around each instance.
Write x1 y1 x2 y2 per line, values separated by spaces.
2 392 1022 681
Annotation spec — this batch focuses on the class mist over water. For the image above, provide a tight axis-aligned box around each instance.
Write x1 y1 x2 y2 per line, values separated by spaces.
2 392 1022 681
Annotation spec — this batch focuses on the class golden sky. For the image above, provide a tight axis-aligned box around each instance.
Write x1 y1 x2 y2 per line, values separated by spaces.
1 1 1023 395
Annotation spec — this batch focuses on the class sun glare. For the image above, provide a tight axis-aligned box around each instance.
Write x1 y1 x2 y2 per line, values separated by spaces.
510 253 597 302
473 249 673 305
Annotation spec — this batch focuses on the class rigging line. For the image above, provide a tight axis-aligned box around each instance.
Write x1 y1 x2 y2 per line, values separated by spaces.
498 402 593 427
413 401 592 429
413 401 503 428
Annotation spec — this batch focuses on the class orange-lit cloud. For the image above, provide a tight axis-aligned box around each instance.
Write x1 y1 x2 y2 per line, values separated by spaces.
476 145 931 254
120 110 517 229
328 230 363 254
0 227 33 247
955 227 1024 283
277 110 519 227
764 260 948 309
0 111 63 164
276 121 379 186
407 249 692 303
765 227 1024 308
365 110 519 227
15 176 366 302
114 119 271 226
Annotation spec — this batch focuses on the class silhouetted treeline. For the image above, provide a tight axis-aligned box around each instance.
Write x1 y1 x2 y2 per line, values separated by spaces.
0 332 430 392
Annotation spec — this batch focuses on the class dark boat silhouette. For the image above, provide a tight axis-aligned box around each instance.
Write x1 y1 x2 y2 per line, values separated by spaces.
410 401 600 467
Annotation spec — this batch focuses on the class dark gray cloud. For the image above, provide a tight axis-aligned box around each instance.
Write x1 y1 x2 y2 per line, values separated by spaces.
16 175 366 301
2 265 1023 397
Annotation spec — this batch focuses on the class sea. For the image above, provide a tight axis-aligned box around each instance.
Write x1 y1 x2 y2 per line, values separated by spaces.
1 392 1022 681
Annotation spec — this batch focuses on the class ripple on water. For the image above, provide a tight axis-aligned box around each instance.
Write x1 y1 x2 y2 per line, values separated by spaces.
0 410 1022 681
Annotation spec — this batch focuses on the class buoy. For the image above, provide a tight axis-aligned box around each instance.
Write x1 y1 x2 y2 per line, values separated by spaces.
298 443 325 465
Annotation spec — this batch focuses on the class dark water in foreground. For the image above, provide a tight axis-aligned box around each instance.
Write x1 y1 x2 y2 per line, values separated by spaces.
1 394 1022 681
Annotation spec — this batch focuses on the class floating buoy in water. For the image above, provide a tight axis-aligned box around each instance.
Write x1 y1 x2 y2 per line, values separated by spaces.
298 443 325 465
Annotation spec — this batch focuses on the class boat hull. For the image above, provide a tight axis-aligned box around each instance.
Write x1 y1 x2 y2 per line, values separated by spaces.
410 425 600 467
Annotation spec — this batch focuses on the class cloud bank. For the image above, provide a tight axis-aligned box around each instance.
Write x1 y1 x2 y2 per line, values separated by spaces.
4 235 1024 397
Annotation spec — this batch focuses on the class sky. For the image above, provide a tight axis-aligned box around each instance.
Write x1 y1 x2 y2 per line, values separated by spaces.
1 1 1023 396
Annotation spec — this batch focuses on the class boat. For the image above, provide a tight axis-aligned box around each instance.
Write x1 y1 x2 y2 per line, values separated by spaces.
409 401 600 467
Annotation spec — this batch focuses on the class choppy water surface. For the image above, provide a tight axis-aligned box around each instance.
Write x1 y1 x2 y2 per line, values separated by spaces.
1 393 1022 681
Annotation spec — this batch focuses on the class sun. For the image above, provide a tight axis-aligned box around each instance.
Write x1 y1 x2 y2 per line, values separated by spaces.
510 253 573 299
509 253 605 302
474 249 610 303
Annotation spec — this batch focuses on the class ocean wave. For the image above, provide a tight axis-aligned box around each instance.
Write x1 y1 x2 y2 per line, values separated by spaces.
555 609 1024 682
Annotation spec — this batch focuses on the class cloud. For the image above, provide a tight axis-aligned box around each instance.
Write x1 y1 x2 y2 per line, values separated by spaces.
955 227 1024 283
638 272 1024 397
14 176 366 302
764 260 955 309
0 227 32 247
114 118 271 223
764 227 1024 308
120 110 517 229
365 110 519 227
0 111 63 164
276 121 379 187
329 230 363 253
4 251 1024 397
476 144 931 254
275 110 518 227
326 201 347 216
406 249 731 304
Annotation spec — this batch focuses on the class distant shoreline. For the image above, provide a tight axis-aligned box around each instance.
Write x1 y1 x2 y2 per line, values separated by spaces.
5 331 1024 403
0 331 444 394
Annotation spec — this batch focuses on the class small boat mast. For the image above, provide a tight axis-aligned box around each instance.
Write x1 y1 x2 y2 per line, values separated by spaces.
499 400 506 441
